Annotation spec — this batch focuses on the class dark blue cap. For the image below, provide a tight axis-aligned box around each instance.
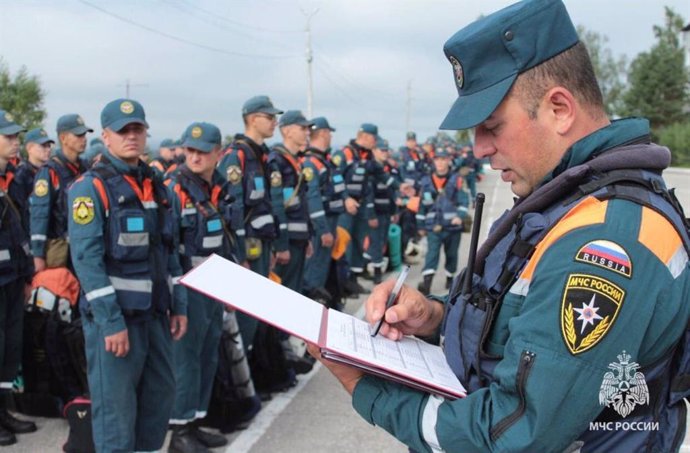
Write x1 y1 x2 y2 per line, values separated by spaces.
159 138 175 148
278 110 314 128
359 123 378 136
182 122 222 153
434 148 451 158
101 99 149 132
440 0 579 130
25 128 54 145
406 131 416 140
310 116 335 132
376 137 390 151
56 114 93 135
242 95 283 116
89 138 104 147
0 110 25 135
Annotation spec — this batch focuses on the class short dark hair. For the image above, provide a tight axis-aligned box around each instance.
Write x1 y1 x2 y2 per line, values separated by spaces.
512 41 605 120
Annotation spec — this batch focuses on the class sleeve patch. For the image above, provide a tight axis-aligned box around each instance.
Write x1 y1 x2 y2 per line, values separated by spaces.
575 240 632 278
226 165 242 185
303 167 314 182
270 171 282 188
560 273 625 355
34 179 49 197
72 197 95 225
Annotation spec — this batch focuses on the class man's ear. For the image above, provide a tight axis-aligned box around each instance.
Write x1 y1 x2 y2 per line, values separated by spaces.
544 86 576 135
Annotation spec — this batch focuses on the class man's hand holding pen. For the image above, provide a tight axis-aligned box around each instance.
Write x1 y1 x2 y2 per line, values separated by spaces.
365 279 445 341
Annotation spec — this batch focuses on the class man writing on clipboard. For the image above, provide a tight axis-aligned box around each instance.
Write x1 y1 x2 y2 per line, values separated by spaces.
310 0 690 452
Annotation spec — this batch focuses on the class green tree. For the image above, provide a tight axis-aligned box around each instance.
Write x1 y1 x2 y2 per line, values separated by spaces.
657 121 690 167
621 7 689 129
0 59 46 129
454 129 471 145
577 25 627 117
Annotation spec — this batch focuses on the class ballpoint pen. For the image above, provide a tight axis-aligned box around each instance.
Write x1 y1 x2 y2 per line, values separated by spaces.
370 265 411 337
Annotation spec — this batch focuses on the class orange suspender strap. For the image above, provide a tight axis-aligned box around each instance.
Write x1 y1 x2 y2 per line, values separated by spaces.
309 156 325 171
91 177 110 212
343 147 354 164
122 175 154 203
49 168 61 190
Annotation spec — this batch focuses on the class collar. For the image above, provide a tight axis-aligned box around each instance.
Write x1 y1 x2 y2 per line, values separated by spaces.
544 117 650 184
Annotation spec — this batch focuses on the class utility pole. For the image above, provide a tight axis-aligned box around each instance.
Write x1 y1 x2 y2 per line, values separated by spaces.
302 8 319 118
118 79 148 98
405 80 412 133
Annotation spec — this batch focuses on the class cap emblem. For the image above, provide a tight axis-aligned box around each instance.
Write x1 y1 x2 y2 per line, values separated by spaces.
4 113 13 122
449 56 464 89
191 126 203 138
120 101 134 115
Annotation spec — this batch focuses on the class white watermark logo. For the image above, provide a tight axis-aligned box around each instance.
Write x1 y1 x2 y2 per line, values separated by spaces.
598 351 649 418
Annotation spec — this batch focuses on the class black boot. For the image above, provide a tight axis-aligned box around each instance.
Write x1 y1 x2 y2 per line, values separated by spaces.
343 274 365 296
307 287 332 304
168 424 210 453
373 267 382 284
417 274 433 295
446 276 454 289
0 425 15 446
281 340 314 375
0 409 36 434
191 422 228 448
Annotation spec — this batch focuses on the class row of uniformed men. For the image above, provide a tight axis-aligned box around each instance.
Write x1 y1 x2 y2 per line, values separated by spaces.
0 93 476 452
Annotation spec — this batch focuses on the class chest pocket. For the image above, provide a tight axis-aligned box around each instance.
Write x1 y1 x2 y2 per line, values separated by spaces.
248 175 265 202
109 209 151 263
332 174 345 194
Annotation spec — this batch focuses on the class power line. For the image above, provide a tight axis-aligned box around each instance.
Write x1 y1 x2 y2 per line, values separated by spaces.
159 0 299 53
314 65 363 108
173 0 302 34
77 0 298 60
313 51 399 100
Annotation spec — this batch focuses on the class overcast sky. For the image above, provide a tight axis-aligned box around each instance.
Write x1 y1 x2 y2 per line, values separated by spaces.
1 0 689 149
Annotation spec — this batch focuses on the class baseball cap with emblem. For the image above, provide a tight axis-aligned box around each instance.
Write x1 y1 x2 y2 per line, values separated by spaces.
310 117 336 132
0 110 26 135
242 95 284 116
25 128 55 145
359 123 378 137
278 110 314 128
440 0 579 130
56 114 93 135
182 122 221 153
101 99 149 132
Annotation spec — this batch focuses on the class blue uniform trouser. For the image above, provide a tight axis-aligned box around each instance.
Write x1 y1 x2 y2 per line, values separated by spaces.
340 211 370 275
422 229 462 277
0 279 24 395
303 215 338 293
83 315 174 453
368 213 391 268
170 291 223 424
275 239 307 293
236 238 271 352
466 173 477 200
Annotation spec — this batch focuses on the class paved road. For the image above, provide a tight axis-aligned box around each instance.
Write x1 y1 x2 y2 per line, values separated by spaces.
5 167 689 452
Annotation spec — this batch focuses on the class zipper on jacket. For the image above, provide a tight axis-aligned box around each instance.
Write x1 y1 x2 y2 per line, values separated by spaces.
490 350 536 442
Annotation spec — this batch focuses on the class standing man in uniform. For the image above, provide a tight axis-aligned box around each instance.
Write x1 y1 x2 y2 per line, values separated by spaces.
166 122 230 453
150 138 176 178
398 132 425 188
68 99 188 453
31 113 91 272
0 111 37 446
416 148 469 294
368 138 402 284
312 1 690 452
268 110 314 293
330 123 379 294
302 117 355 305
217 95 281 350
15 128 53 206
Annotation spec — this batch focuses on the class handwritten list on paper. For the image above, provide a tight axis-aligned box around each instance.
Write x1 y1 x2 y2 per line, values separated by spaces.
325 309 458 385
